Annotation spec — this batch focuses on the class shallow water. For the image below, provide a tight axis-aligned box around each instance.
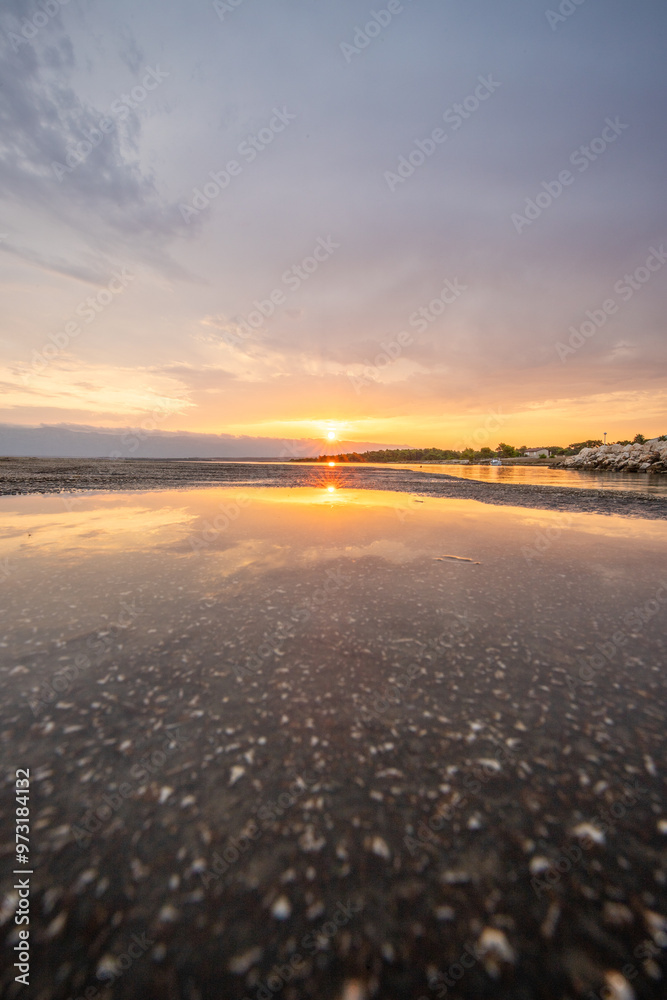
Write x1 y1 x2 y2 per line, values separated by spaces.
398 462 667 495
1 487 666 999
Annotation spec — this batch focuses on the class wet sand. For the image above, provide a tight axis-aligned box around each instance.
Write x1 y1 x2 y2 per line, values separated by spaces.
2 457 667 520
1 487 666 999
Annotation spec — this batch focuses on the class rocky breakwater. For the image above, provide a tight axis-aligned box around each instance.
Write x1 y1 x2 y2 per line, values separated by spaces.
553 438 667 474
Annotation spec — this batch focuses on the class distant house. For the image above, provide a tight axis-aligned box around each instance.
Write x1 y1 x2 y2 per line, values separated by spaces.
525 447 550 458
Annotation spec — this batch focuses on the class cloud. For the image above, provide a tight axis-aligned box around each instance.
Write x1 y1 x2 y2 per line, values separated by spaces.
0 239 120 286
0 422 396 458
0 359 193 418
0 10 195 283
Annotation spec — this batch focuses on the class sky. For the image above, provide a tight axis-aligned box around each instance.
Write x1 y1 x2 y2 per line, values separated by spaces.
1 0 666 457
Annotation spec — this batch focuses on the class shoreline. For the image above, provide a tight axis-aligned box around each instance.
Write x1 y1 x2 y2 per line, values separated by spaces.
1 457 667 519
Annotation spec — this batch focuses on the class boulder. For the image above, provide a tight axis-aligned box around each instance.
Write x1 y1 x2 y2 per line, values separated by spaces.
551 439 667 474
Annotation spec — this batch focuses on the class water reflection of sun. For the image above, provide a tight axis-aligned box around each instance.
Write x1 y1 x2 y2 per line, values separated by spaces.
312 465 347 498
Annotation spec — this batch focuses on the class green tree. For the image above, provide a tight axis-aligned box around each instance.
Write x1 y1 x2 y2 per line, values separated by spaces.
633 433 646 444
566 439 602 453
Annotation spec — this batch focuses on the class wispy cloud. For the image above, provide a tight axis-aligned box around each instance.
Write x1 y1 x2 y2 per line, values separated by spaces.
0 11 193 283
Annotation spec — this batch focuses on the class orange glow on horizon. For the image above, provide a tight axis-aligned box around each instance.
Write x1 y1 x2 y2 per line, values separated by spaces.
212 391 667 454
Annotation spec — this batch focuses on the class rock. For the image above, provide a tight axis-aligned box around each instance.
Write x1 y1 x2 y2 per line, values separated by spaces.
552 440 667 474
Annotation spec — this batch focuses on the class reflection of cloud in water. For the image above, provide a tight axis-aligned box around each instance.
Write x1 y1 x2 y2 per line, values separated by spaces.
331 540 418 565
193 539 292 579
192 539 418 580
0 503 196 559
512 509 667 543
1 487 666 576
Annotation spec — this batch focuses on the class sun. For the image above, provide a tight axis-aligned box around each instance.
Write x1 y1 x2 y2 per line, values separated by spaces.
327 430 336 440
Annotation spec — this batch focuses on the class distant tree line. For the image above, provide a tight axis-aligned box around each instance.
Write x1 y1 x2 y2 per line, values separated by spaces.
289 434 660 463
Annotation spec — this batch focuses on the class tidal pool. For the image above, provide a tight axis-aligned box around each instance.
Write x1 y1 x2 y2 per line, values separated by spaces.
1 487 666 999
400 461 667 496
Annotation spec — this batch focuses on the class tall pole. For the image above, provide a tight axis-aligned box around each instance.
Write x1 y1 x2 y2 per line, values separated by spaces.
604 431 607 444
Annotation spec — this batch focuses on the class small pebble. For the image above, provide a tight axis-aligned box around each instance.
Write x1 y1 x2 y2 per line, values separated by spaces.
228 947 262 975
476 928 516 977
370 836 391 860
271 895 292 920
572 822 605 845
603 971 636 1000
